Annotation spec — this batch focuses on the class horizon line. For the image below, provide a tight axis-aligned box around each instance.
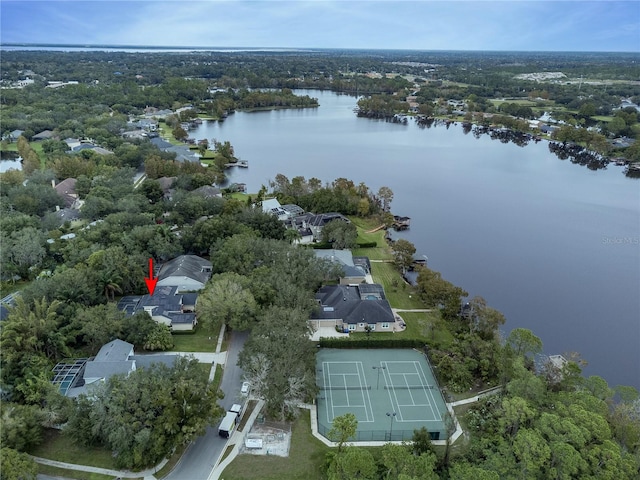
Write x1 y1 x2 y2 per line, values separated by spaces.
1 42 639 54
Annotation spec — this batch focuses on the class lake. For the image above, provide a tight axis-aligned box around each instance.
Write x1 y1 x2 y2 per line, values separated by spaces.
192 90 640 390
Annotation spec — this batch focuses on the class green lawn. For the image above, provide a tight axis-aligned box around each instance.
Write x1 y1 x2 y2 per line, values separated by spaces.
592 115 614 122
221 410 330 480
37 464 120 480
170 325 218 352
369 262 423 309
28 429 117 470
398 311 453 348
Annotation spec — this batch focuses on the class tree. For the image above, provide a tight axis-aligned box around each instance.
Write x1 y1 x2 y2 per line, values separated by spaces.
391 239 416 273
328 413 358 452
507 328 543 359
0 447 38 480
1 227 47 279
0 403 44 451
196 272 257 332
415 266 467 319
64 356 223 470
513 428 551 479
75 304 125 353
381 443 438 480
466 296 506 340
143 323 174 351
172 125 188 141
327 447 377 480
412 426 436 456
377 186 394 212
321 219 357 249
238 306 316 420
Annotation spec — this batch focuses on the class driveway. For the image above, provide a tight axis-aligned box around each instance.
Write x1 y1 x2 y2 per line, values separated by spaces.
164 330 249 480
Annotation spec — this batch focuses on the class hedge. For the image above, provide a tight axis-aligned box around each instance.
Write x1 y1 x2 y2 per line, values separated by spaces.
356 241 377 248
317 338 425 349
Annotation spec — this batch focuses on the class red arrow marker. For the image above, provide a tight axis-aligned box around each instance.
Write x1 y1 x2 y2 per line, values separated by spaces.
144 258 158 296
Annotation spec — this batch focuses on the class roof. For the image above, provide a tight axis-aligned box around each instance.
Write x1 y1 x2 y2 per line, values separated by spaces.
192 185 222 198
315 249 367 278
54 208 81 222
150 137 173 149
54 178 77 195
312 284 394 325
157 176 177 193
67 339 136 395
33 130 54 140
124 286 197 327
94 339 134 362
157 255 212 286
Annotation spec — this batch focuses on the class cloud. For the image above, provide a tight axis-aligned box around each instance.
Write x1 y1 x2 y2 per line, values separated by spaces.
1 0 638 51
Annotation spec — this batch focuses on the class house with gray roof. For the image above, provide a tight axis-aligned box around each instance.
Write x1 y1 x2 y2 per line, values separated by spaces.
192 185 222 199
117 286 197 331
149 137 198 163
53 340 181 397
310 283 396 333
52 178 81 210
286 212 351 242
61 339 136 398
314 249 370 284
157 254 212 292
32 130 55 141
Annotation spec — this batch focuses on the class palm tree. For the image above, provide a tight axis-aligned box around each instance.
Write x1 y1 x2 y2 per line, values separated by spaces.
284 228 302 244
99 269 123 302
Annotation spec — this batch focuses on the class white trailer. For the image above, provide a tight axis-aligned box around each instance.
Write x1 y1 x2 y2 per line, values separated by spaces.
218 411 238 438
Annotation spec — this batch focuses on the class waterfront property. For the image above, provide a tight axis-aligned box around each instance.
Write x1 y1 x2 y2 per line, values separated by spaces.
311 283 397 333
316 348 449 441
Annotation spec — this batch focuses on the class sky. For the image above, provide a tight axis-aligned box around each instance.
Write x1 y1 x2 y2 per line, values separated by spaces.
1 1 639 52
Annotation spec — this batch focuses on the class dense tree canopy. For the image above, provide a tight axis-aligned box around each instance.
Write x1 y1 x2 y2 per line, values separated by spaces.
64 356 224 469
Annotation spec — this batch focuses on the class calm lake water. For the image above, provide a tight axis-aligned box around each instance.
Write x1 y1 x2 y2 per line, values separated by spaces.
193 90 640 389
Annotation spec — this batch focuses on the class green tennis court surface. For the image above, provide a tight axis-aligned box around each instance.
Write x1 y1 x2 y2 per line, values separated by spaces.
316 348 448 441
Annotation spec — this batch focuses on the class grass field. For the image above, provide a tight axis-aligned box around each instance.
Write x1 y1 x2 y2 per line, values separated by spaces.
170 325 218 352
28 429 117 470
37 464 120 480
220 410 329 480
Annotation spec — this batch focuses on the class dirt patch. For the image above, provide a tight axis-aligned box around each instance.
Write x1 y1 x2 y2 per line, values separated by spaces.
240 420 291 457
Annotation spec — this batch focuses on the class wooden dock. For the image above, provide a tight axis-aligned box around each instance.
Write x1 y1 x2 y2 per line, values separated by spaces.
224 160 248 168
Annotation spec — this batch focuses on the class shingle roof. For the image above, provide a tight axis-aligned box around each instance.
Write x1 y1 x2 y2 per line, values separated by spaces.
158 255 212 285
81 339 135 386
312 284 394 324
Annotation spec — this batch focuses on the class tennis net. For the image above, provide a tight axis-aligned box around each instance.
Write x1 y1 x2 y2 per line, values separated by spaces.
318 385 372 391
384 385 435 390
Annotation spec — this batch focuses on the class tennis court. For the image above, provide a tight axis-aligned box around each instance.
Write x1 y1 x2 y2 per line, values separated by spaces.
316 348 448 441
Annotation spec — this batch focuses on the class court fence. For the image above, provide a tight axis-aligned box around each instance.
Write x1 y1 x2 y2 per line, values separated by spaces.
317 422 441 442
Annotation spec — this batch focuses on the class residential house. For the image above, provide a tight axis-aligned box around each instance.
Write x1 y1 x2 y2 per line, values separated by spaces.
52 178 82 210
192 185 223 199
314 249 370 285
149 136 198 163
117 285 198 331
310 283 396 333
52 339 179 397
157 176 177 199
156 254 212 292
64 138 82 150
32 130 55 141
6 130 24 142
261 198 290 220
122 129 148 140
56 339 136 398
288 212 351 242
137 286 198 331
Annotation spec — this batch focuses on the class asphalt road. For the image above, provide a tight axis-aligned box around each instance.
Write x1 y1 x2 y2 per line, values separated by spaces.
165 330 249 480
